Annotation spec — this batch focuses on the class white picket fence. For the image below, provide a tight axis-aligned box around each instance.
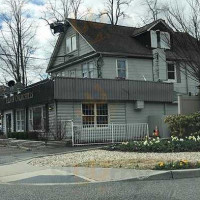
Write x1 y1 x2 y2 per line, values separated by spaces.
61 121 149 146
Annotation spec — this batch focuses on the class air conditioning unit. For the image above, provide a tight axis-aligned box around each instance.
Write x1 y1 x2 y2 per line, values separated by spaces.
135 101 144 110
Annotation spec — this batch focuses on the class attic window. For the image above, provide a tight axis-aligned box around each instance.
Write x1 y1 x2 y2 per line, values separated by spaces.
151 30 170 49
66 35 77 53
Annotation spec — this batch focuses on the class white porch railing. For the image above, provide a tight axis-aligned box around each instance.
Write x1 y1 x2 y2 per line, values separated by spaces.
61 121 149 146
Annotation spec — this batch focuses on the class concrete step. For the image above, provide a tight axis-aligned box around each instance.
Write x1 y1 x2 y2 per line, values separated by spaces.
0 139 10 145
8 139 45 149
21 141 45 148
9 140 28 146
46 140 72 147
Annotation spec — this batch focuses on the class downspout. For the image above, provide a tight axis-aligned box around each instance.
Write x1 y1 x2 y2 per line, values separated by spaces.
97 54 104 78
185 66 189 94
55 100 58 136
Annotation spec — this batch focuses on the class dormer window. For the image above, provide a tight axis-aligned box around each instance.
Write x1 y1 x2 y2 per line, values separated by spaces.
66 35 77 53
151 30 170 49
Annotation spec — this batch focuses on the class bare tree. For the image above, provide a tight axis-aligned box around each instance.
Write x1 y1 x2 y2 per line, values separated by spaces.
139 0 166 24
99 0 133 25
0 0 37 86
44 0 83 22
163 0 200 83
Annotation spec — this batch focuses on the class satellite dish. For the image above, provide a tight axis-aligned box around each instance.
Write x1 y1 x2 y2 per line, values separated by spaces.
7 80 15 87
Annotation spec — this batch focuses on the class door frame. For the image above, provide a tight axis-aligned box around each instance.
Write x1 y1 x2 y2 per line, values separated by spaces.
3 110 13 134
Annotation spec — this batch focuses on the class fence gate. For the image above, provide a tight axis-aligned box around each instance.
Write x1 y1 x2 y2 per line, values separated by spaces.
62 122 149 146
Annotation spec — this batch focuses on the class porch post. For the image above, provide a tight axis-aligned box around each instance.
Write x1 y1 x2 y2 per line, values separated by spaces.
71 120 74 146
13 109 16 132
111 123 114 144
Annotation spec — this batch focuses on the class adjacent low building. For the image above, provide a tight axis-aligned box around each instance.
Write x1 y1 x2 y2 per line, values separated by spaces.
0 77 174 139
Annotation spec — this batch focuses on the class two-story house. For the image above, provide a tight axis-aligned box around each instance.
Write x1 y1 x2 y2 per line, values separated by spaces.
0 18 198 141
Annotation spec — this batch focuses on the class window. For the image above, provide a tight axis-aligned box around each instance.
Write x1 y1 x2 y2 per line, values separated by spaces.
82 62 95 78
82 103 108 127
66 35 77 53
29 106 46 131
151 30 170 49
16 110 25 132
117 59 127 79
167 63 176 81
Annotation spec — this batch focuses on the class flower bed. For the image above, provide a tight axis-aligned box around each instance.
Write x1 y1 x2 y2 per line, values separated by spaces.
155 160 200 170
105 136 200 153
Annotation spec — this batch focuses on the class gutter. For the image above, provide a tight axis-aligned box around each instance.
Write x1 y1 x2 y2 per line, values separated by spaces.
47 52 98 73
98 52 153 59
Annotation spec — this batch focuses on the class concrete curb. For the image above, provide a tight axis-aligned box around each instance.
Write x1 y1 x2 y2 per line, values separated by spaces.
119 169 200 182
171 168 200 179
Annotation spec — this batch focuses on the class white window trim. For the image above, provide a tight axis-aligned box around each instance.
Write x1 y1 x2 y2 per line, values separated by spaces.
16 109 25 132
116 59 128 79
82 61 95 78
29 106 45 132
66 34 77 54
166 62 177 83
81 103 110 128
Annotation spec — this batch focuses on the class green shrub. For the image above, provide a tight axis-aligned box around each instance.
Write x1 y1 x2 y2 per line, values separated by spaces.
7 131 41 140
165 112 200 137
105 136 200 153
28 132 39 140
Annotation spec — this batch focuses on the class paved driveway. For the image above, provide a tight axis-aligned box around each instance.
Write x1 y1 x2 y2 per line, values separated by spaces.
0 145 104 165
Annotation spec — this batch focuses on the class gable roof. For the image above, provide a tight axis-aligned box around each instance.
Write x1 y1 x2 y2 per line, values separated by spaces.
47 18 186 72
132 19 173 37
67 18 152 56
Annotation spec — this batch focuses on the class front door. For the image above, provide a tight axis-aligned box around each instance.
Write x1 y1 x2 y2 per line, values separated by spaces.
6 113 12 133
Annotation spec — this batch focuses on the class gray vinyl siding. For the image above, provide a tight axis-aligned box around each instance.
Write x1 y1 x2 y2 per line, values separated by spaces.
48 103 56 138
165 103 178 115
187 76 199 95
52 26 94 68
126 102 165 124
53 40 65 66
173 70 188 94
102 57 153 81
109 103 126 124
53 101 178 127
152 49 167 81
79 34 94 56
55 58 98 78
56 102 82 124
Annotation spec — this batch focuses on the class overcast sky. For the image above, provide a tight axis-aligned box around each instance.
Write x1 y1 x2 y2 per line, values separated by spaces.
0 0 188 85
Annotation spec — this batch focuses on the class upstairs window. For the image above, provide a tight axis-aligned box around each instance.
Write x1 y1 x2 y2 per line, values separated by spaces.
117 59 127 79
167 63 176 81
82 62 95 78
66 35 77 53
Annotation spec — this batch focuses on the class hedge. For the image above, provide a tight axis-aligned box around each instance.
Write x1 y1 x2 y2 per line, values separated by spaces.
7 132 39 140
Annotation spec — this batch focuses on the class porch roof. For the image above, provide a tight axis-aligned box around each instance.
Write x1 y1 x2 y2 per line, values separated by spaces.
0 77 174 112
54 77 174 103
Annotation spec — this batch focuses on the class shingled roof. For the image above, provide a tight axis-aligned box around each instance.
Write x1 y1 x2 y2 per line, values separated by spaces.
47 18 193 72
67 18 152 56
